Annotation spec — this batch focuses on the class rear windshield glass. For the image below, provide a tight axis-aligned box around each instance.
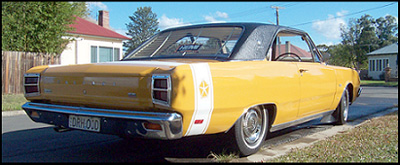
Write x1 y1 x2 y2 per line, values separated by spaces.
123 26 243 60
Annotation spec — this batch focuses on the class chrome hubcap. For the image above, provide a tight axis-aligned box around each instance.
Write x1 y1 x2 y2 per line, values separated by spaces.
242 108 263 147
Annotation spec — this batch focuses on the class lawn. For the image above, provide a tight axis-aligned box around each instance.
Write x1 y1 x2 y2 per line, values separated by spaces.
360 80 398 87
2 94 27 111
268 111 398 162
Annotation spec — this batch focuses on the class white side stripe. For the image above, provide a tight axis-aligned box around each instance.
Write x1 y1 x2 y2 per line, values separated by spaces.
185 63 214 136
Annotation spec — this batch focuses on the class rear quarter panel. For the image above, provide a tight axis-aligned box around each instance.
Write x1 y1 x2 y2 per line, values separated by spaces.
208 61 301 131
328 65 361 108
172 61 302 136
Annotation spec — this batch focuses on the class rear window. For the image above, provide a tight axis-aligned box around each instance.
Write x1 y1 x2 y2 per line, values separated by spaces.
123 26 243 60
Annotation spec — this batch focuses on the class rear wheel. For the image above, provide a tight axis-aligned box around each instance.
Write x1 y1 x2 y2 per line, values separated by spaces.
335 88 350 125
232 106 269 156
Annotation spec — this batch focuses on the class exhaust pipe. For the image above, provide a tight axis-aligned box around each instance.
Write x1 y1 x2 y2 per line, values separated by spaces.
53 126 72 133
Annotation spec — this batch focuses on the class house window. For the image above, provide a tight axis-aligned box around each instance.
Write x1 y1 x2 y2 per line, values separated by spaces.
91 46 97 63
370 58 389 72
383 59 389 69
377 59 382 71
369 59 375 71
91 46 121 63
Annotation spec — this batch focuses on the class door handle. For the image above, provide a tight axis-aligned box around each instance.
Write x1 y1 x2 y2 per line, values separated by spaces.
299 68 308 73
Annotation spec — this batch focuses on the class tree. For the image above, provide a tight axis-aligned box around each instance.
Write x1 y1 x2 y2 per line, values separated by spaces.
70 2 90 18
322 14 397 70
318 13 399 71
2 2 89 54
340 15 380 70
317 43 355 68
375 15 398 47
124 6 159 55
329 44 355 68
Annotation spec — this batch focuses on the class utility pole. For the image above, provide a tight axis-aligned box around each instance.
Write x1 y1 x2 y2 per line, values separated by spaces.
271 6 284 25
271 6 284 54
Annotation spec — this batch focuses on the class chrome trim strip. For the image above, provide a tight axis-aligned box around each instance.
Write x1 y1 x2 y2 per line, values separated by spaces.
151 74 172 107
23 73 40 97
270 110 335 132
22 102 182 140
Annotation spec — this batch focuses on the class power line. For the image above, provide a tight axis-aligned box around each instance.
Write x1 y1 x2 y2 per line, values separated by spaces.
185 6 270 25
227 7 267 20
183 2 293 25
180 2 306 25
290 2 397 27
281 2 299 8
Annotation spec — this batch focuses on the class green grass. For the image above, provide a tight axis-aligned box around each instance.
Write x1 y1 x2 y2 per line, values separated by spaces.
2 94 27 111
269 111 398 162
361 80 398 87
208 150 239 162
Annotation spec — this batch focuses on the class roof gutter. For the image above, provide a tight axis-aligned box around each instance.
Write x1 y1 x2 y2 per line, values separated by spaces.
66 32 130 41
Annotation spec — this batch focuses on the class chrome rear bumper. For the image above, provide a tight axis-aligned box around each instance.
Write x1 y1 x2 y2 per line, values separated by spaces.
22 102 182 140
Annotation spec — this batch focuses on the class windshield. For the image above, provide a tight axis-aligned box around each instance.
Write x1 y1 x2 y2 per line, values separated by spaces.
123 26 243 60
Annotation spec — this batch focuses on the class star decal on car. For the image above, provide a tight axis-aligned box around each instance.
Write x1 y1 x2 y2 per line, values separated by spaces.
199 80 209 98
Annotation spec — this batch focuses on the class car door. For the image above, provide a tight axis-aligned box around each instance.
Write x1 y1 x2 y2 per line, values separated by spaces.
272 32 336 118
296 62 336 117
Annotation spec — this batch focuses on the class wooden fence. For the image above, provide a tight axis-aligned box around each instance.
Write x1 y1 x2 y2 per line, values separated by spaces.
2 51 60 94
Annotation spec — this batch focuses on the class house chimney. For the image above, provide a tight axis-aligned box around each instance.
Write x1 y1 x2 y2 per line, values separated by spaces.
285 41 291 53
98 10 110 29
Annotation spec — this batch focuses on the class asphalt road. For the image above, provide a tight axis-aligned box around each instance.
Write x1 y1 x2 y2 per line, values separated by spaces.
2 86 398 162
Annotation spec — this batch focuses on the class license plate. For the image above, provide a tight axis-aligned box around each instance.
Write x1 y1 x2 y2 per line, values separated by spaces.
69 115 100 132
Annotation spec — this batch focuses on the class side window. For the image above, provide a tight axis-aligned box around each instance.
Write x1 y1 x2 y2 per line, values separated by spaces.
271 32 318 63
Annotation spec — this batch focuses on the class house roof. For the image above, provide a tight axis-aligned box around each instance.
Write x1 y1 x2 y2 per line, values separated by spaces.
67 16 130 40
366 43 398 55
277 44 311 57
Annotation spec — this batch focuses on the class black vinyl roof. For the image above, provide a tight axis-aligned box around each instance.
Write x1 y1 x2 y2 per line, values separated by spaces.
162 22 304 33
124 22 311 61
164 23 310 61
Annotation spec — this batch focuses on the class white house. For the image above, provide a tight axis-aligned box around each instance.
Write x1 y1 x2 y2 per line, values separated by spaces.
60 11 130 65
366 43 398 80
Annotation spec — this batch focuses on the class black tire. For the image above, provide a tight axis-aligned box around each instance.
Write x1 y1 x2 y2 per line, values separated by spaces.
231 106 269 156
334 88 350 125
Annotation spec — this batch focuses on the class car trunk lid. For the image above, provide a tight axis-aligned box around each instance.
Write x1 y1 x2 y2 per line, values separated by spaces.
39 61 184 111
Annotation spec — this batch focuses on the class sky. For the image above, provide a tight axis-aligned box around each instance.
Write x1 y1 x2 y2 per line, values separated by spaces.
85 1 398 47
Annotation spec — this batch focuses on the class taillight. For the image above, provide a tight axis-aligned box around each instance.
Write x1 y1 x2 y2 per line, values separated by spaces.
152 74 171 106
24 73 40 97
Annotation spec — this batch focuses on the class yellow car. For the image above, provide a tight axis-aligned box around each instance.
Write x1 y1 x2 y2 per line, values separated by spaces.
22 23 362 156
